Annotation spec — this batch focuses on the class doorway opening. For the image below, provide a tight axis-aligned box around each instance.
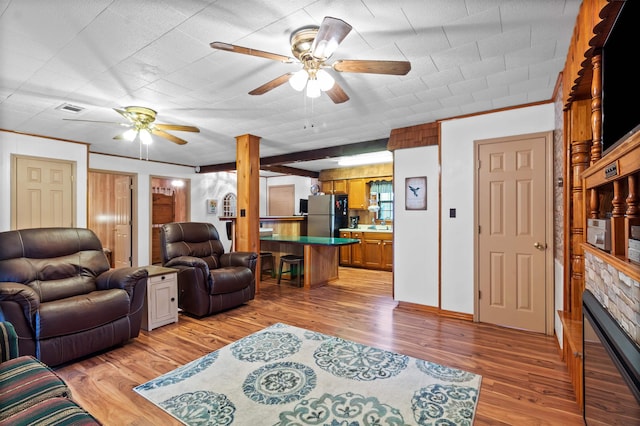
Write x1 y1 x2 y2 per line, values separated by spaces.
151 176 190 264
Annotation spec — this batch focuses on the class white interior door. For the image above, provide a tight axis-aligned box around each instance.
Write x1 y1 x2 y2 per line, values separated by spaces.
477 133 550 333
13 156 74 229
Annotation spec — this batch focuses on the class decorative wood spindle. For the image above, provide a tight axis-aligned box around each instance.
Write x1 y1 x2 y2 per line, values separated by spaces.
590 188 600 219
590 53 602 165
627 174 639 218
610 180 626 255
627 173 640 261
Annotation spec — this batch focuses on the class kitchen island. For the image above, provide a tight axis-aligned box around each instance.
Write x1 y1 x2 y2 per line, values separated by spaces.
260 235 359 289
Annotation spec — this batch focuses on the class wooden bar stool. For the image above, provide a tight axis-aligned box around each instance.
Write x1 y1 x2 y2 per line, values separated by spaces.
259 252 275 279
277 254 304 287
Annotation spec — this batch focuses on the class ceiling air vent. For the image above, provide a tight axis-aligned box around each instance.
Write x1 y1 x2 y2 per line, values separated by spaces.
56 103 84 114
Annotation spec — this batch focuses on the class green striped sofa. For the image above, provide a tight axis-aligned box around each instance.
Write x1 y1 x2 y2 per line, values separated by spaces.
0 322 101 425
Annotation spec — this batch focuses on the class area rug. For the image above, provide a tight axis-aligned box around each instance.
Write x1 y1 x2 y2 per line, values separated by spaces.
134 323 482 425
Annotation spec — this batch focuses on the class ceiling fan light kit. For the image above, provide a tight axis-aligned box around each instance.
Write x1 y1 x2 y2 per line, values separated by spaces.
64 105 199 160
211 16 411 104
289 69 309 91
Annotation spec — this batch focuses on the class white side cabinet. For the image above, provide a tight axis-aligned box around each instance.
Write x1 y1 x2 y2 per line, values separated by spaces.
142 265 178 331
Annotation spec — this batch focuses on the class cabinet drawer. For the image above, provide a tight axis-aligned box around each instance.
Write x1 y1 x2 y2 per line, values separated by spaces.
149 273 176 285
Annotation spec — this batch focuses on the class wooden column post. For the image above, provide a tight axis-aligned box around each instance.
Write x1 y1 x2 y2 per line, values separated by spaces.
570 139 590 320
235 134 260 274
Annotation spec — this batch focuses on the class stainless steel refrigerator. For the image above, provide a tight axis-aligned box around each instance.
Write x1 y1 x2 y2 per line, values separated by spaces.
307 194 348 237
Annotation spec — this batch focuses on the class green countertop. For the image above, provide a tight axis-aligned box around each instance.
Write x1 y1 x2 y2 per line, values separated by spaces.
260 235 360 246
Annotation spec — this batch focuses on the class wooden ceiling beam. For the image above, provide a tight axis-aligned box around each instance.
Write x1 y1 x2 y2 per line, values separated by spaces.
260 138 389 166
197 138 389 174
261 164 319 178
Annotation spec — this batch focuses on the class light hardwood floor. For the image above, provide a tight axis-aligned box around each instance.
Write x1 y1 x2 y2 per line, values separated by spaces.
55 267 584 425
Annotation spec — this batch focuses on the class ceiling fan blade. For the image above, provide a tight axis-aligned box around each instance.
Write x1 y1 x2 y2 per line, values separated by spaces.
311 17 352 60
249 73 293 96
154 123 200 133
63 118 131 127
333 59 411 75
150 129 188 145
112 107 130 119
325 82 349 104
210 41 295 63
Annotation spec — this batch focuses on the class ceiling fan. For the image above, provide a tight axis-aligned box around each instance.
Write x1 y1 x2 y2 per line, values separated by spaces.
210 16 411 104
64 106 200 145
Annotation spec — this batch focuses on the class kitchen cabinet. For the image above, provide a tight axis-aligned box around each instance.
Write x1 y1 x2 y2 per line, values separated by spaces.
362 232 392 270
339 231 352 264
347 179 367 209
350 231 364 266
332 179 347 194
340 230 391 270
320 179 347 194
320 180 333 194
339 230 363 266
382 234 393 270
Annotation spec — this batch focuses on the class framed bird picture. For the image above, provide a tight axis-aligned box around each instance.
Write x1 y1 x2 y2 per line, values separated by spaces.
405 176 427 210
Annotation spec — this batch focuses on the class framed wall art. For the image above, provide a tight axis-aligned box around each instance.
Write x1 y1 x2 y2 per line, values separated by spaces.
206 199 218 215
405 176 427 210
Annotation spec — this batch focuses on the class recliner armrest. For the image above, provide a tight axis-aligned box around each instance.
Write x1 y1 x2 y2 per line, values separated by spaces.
96 267 148 295
221 252 258 270
0 282 40 324
165 256 210 274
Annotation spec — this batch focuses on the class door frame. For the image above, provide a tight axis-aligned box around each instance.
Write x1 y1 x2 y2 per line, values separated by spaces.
473 131 555 335
89 168 139 267
150 175 191 264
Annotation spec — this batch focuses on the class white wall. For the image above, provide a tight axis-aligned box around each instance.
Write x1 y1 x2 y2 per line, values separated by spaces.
393 145 439 306
0 132 88 231
439 103 555 314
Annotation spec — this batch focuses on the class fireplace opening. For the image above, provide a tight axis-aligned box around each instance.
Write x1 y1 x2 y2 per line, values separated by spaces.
583 290 640 424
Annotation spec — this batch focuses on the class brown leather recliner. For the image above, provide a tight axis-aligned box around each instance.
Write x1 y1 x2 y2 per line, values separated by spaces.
160 222 257 317
0 228 148 366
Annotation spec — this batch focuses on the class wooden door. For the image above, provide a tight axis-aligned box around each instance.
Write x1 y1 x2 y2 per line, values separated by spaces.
477 134 549 333
114 175 132 268
268 185 295 216
13 156 74 229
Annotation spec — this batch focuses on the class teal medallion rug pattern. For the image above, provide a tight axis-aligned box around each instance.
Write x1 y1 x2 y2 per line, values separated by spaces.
134 323 482 425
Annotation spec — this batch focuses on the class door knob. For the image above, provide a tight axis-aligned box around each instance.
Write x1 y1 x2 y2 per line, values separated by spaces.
534 242 546 250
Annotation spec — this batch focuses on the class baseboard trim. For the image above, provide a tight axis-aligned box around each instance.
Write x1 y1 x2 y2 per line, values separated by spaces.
396 302 474 321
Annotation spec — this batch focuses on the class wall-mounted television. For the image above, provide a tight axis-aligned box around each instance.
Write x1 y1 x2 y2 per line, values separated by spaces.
601 0 640 154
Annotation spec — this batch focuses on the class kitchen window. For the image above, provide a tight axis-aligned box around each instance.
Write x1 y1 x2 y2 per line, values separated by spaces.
370 180 393 221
